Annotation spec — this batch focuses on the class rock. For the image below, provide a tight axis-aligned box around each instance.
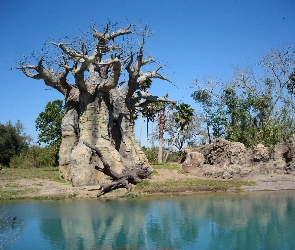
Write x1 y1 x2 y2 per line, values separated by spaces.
182 151 205 174
181 135 295 179
253 144 269 162
178 149 188 163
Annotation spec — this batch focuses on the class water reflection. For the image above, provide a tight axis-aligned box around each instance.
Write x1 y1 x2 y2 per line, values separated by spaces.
38 200 153 249
0 191 295 250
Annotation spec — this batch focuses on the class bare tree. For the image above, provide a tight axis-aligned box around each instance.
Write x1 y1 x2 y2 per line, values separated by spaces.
18 22 172 189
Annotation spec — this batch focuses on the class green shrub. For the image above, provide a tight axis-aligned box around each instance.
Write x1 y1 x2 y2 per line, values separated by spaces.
142 147 179 164
142 147 159 164
166 151 178 162
10 145 58 168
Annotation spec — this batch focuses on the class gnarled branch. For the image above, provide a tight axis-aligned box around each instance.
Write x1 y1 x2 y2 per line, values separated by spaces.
84 141 152 196
134 90 175 111
18 59 71 95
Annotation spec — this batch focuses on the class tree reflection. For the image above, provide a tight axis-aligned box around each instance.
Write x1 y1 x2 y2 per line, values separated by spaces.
37 192 295 249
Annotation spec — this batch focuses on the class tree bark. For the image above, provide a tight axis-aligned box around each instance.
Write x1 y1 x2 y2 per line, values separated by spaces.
84 141 152 196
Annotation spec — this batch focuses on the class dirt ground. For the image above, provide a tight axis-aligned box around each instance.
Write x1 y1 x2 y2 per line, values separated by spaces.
3 169 295 200
241 173 295 192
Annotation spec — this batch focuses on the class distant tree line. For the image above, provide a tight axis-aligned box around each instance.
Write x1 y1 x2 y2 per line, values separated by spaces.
192 45 295 147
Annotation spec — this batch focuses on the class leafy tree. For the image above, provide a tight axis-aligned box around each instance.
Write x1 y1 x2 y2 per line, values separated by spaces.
164 103 194 162
192 45 295 147
140 95 172 163
0 121 32 166
191 89 225 142
157 105 166 163
36 100 64 146
10 145 57 168
35 100 64 165
138 78 155 148
164 114 207 151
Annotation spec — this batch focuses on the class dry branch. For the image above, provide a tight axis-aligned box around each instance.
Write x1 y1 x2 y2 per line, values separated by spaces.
84 141 152 196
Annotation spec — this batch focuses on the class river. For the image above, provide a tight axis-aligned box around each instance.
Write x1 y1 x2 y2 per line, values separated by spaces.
1 191 295 250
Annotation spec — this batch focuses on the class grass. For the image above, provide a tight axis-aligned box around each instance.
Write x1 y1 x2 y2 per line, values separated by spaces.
131 163 256 195
0 188 40 200
0 167 63 200
133 178 255 194
152 163 182 171
152 163 188 174
0 167 61 182
0 164 256 200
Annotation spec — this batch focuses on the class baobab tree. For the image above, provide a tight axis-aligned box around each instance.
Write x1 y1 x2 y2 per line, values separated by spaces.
18 22 172 189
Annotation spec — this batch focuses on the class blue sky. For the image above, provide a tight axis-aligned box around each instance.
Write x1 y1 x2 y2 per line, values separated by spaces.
1 0 294 143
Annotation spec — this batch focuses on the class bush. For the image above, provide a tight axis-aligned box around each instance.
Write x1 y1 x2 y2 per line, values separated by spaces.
142 147 158 164
10 145 58 168
142 147 179 164
166 151 178 162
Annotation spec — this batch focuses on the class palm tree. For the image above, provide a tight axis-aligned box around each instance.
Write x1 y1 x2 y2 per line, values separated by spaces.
157 106 165 163
141 96 172 163
164 103 195 163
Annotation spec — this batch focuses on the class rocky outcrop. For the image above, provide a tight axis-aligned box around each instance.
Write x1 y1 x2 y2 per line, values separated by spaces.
180 135 295 179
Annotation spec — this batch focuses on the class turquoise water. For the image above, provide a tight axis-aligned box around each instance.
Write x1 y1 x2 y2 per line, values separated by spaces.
0 191 295 250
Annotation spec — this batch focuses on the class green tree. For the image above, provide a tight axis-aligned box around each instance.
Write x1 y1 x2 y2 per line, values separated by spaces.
191 89 225 142
192 45 295 147
138 78 154 148
0 121 31 166
164 103 194 162
140 94 172 163
10 145 57 168
35 100 64 165
164 114 207 150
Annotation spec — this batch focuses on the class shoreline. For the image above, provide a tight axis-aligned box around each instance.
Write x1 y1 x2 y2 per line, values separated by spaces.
1 167 295 201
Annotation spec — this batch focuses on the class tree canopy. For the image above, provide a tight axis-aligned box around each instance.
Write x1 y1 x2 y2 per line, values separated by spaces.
35 100 64 147
192 45 295 146
0 121 31 166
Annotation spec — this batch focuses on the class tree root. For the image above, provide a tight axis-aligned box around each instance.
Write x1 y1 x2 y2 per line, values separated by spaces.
84 141 153 196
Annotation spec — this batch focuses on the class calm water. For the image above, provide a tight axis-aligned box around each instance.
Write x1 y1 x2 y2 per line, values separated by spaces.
1 191 295 250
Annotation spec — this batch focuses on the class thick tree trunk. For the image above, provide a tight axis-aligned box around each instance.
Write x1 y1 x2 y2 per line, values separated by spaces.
59 89 148 186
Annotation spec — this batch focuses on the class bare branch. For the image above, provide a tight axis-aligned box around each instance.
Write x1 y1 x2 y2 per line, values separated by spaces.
135 90 175 110
100 58 122 92
142 57 155 66
92 24 133 41
83 141 152 196
125 53 134 73
19 59 71 95
51 42 86 59
138 66 171 84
